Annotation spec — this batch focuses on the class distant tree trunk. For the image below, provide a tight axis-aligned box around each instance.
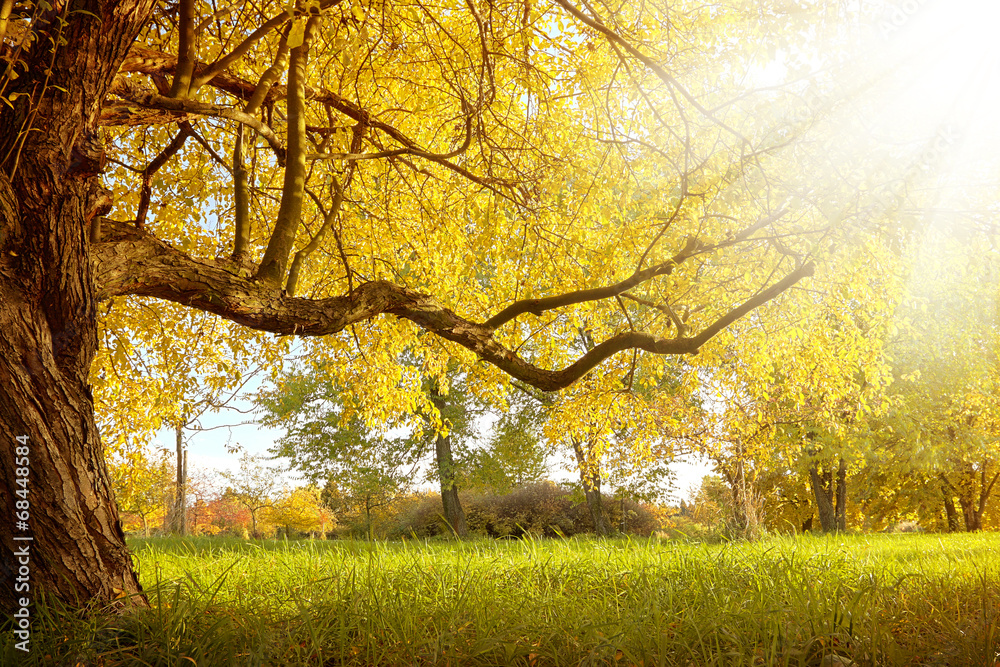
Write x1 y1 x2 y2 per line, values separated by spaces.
941 463 999 533
801 516 813 533
958 496 983 532
809 463 837 532
834 458 847 531
572 437 611 536
723 461 755 535
172 426 187 535
941 482 961 532
429 387 468 537
435 429 469 537
959 462 998 533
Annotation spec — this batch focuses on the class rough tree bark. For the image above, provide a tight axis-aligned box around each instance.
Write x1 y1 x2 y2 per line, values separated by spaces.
0 0 156 616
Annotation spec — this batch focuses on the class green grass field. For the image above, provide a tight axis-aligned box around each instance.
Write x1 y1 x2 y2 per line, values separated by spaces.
4 533 999 666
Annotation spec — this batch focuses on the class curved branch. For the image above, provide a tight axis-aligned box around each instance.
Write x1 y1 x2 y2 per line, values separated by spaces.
93 221 812 393
93 220 426 333
113 46 512 198
484 208 790 331
286 176 343 296
134 122 195 229
485 236 704 330
307 102 473 163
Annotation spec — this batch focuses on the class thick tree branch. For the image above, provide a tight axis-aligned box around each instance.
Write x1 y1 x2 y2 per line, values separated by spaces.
93 220 426 332
117 47 260 101
256 15 319 285
93 221 812 393
169 0 197 98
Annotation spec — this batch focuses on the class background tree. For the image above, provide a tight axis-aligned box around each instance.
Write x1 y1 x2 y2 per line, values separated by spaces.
218 453 283 538
262 359 550 536
877 230 1000 532
460 398 549 494
700 237 899 534
270 486 334 538
94 301 279 536
258 363 456 535
109 446 174 537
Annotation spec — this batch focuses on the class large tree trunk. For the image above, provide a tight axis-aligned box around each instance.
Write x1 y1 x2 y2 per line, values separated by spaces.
0 1 156 615
0 199 146 613
572 437 611 536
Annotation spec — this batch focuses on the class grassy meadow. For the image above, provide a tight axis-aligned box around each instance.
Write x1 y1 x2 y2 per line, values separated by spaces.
3 533 999 666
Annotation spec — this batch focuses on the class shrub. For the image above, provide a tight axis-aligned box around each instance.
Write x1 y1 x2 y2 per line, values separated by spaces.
384 482 662 538
381 492 450 538
465 481 578 537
